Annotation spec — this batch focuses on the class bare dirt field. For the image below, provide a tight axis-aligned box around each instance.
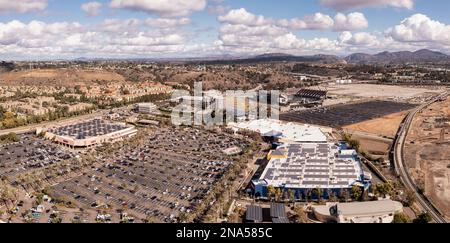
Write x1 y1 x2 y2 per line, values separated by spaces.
405 96 450 219
316 84 442 100
351 134 391 156
344 111 408 138
0 69 126 86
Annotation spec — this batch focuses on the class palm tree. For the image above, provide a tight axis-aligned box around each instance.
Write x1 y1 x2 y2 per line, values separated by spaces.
289 189 296 207
351 185 363 201
267 185 275 201
329 191 338 202
275 188 283 202
340 189 350 202
314 187 323 202
306 189 312 203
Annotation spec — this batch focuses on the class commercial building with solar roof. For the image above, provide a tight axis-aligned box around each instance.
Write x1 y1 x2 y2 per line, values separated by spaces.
252 142 370 200
44 118 137 148
229 119 329 143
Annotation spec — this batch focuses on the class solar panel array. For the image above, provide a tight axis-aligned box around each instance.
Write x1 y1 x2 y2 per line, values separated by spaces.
260 143 362 189
295 89 327 99
246 205 263 222
48 119 128 140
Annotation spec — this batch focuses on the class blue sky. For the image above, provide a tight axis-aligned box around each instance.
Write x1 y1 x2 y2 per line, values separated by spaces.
0 0 449 59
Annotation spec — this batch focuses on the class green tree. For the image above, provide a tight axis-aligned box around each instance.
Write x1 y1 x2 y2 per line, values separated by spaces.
393 213 411 223
0 106 5 120
267 185 275 201
293 205 308 223
275 188 283 202
288 189 296 206
351 185 363 201
0 132 19 144
329 191 338 202
414 212 432 224
314 187 323 202
404 190 416 207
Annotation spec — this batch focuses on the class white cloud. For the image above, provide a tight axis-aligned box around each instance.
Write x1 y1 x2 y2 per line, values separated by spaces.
81 2 103 17
320 0 414 11
333 12 368 31
145 18 191 28
109 0 207 17
99 18 142 33
218 8 271 26
306 38 340 51
387 14 450 45
219 23 288 49
208 5 230 15
278 13 334 30
220 8 368 32
217 8 347 55
0 0 47 13
117 33 184 46
0 19 191 58
339 31 378 46
272 33 306 49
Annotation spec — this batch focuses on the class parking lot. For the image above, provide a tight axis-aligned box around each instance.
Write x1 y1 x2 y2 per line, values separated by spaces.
0 133 79 180
280 100 417 127
48 127 250 223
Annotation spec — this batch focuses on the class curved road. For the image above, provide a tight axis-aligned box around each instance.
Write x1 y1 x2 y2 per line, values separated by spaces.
393 92 448 223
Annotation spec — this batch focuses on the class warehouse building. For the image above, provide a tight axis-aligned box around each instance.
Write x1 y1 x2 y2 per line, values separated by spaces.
312 200 403 223
229 119 330 143
252 142 370 200
43 119 137 148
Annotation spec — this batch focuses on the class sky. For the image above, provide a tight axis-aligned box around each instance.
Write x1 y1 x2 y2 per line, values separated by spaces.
0 0 449 60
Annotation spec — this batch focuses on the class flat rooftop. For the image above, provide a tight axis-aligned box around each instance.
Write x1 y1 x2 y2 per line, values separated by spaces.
47 119 129 140
258 143 363 189
229 119 328 142
337 200 403 216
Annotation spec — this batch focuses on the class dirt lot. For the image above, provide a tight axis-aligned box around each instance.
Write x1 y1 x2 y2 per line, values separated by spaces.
405 96 450 219
351 134 391 156
344 111 408 138
0 69 126 86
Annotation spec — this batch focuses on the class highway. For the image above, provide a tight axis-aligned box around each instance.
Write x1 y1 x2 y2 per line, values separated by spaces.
393 92 448 223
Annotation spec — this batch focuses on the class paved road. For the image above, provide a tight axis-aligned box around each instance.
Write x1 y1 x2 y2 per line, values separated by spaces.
0 110 106 136
393 92 448 223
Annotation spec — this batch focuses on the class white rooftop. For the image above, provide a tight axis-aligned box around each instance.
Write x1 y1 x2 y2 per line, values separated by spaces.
258 143 362 189
337 200 403 216
229 119 327 142
313 200 403 223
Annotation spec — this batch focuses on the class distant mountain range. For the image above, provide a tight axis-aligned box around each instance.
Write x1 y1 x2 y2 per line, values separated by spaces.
197 49 450 64
34 49 450 64
344 49 450 64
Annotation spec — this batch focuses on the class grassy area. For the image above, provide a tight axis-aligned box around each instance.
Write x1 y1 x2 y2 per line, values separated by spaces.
0 132 19 145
